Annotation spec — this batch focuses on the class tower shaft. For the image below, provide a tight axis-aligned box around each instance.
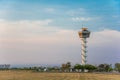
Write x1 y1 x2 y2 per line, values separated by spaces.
81 38 87 65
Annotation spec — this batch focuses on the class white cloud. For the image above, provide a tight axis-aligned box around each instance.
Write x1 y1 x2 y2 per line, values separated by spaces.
88 29 120 65
89 29 120 45
0 19 53 37
72 17 92 22
0 19 78 47
0 19 5 21
0 19 79 64
66 8 86 16
0 20 120 65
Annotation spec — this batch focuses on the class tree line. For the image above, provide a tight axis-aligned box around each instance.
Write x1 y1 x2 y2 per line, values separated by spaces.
1 63 120 73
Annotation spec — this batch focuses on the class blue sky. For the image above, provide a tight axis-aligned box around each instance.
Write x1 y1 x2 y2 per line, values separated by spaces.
0 0 120 30
0 0 120 66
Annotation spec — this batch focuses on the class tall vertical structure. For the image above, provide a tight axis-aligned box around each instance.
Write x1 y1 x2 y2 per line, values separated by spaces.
78 28 90 65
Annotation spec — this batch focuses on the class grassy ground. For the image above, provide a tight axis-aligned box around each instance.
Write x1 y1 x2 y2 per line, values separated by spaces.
0 70 120 80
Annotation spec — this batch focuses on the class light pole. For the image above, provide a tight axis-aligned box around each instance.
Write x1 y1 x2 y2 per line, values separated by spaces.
78 28 90 65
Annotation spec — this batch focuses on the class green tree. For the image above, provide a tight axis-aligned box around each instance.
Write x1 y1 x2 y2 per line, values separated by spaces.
61 62 71 72
61 64 67 72
74 64 83 72
66 62 71 72
84 64 97 72
115 63 120 72
98 64 112 72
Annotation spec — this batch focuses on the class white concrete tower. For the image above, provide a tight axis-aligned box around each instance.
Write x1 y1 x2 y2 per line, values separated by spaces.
78 28 90 65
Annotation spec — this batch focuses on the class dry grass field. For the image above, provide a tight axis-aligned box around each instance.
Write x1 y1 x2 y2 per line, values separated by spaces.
0 70 120 80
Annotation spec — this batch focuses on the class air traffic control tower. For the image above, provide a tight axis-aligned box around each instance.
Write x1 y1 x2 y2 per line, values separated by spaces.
78 28 90 65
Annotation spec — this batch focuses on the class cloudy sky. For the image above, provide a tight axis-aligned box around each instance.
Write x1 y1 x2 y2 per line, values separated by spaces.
0 0 120 66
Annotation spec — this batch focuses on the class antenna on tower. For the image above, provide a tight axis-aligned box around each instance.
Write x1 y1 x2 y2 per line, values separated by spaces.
82 24 83 27
82 24 84 28
82 24 86 29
